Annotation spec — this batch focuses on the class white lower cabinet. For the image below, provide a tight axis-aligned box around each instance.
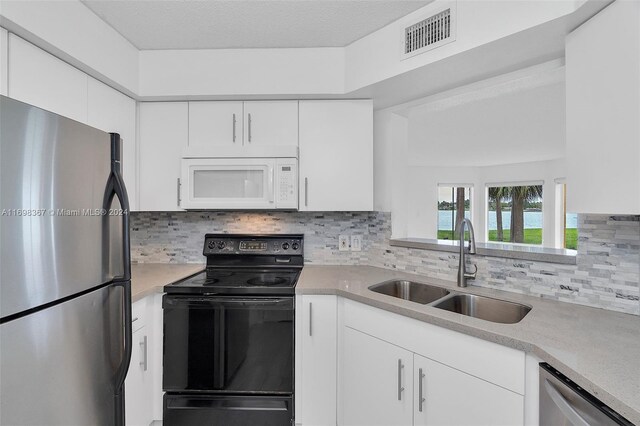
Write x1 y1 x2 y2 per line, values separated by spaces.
296 296 527 426
126 299 153 426
296 295 338 426
341 327 413 426
126 295 163 426
413 354 524 426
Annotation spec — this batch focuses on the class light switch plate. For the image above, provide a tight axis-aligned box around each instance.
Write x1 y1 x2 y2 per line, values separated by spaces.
351 235 363 251
338 235 350 251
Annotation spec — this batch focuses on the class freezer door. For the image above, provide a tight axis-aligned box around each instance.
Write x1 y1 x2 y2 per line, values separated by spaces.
0 283 126 425
0 96 122 318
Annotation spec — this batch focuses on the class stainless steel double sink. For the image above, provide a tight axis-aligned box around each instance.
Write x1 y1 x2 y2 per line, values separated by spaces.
368 280 531 324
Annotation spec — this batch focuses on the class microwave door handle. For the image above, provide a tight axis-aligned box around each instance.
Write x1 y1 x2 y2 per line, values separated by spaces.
269 166 275 204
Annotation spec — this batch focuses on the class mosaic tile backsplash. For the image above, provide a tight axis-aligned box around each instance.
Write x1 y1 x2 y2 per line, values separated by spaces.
131 211 640 315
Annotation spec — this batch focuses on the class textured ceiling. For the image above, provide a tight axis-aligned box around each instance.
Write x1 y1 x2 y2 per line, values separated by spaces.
81 0 431 50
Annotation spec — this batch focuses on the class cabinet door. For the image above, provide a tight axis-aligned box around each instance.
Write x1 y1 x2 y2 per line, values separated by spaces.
87 78 138 210
413 354 524 426
566 0 640 214
296 296 337 426
126 325 153 426
299 100 373 211
138 102 188 211
243 101 298 147
188 101 243 150
341 327 413 426
8 34 88 123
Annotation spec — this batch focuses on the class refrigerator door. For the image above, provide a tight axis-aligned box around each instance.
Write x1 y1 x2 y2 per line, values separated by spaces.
0 283 126 425
0 96 120 318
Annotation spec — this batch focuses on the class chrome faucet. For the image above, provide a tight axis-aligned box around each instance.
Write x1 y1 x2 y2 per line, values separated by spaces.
457 218 477 287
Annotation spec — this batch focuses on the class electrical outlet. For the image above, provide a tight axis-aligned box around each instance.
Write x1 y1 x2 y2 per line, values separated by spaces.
351 235 363 252
338 235 350 251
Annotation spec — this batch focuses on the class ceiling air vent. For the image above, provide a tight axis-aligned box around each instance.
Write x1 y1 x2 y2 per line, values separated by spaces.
402 5 456 59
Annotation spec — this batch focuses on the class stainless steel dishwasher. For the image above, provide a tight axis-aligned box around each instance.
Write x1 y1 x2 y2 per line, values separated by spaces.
539 363 634 426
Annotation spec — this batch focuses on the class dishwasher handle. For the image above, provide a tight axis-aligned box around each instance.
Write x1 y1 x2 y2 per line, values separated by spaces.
544 379 590 426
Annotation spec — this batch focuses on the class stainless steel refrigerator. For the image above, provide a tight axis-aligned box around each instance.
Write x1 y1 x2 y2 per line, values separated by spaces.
0 95 132 425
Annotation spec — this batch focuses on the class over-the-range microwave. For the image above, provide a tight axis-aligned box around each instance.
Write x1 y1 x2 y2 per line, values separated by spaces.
180 158 298 210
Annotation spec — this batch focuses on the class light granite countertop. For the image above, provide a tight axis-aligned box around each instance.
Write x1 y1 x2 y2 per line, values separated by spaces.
131 263 204 302
297 265 640 425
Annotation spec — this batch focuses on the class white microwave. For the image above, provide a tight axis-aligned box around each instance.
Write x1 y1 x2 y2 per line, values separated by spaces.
180 158 298 210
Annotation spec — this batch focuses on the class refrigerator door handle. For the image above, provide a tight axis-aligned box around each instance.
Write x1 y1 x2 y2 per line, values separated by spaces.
106 134 132 426
112 280 132 426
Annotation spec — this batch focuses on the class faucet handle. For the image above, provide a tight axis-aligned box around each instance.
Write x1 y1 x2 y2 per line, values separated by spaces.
465 264 478 280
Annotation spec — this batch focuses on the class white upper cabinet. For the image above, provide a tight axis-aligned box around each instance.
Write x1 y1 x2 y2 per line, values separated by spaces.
566 0 640 214
0 28 7 96
243 101 298 147
139 102 188 211
299 100 373 211
188 101 243 149
187 100 298 157
87 78 138 210
8 34 88 123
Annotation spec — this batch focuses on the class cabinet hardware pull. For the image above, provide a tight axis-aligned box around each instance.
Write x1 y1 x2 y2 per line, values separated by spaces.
304 178 308 207
232 113 236 142
131 317 139 323
248 113 252 142
139 335 148 371
397 359 404 400
419 368 426 412
309 302 312 336
177 178 181 207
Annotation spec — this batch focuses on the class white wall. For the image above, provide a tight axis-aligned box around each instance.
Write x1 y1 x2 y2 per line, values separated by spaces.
374 70 568 246
344 0 581 92
406 82 566 167
0 0 139 95
0 26 7 95
138 48 345 99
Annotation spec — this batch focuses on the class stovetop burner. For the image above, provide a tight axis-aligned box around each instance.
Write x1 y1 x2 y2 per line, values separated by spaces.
246 275 288 286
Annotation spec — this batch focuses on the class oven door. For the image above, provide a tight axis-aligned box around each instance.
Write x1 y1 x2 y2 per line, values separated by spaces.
163 295 294 394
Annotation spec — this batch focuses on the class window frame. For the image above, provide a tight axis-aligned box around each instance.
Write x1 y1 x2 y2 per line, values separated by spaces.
436 183 474 241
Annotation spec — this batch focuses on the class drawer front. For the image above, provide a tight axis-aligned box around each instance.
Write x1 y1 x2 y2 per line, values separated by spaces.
164 394 293 426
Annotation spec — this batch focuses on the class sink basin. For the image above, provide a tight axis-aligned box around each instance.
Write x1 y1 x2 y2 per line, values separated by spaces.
433 294 531 324
369 280 450 305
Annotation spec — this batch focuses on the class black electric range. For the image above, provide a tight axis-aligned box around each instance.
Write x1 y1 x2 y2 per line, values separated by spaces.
163 234 303 426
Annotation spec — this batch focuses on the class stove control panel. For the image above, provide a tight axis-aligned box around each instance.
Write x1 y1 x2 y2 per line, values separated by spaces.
203 235 304 256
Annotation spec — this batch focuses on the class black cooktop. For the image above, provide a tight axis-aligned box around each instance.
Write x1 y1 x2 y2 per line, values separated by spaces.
165 234 304 296
165 268 301 295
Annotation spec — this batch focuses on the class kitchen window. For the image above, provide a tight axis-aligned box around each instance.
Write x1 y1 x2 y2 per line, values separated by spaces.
486 183 543 245
556 182 578 250
437 185 472 240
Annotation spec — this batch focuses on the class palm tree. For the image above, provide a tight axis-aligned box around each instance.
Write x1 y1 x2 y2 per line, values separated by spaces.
508 185 543 243
488 187 508 241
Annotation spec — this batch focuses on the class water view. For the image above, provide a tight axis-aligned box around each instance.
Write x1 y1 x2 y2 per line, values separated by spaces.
437 211 578 230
